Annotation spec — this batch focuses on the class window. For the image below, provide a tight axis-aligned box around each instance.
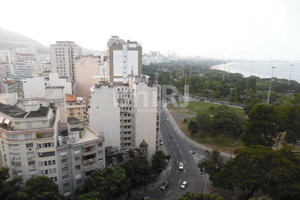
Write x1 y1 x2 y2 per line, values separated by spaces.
62 174 69 180
38 151 55 157
97 143 102 147
52 160 56 165
9 144 19 150
25 134 32 139
75 165 81 170
26 143 33 148
62 166 68 172
28 161 35 166
61 158 68 164
7 135 17 140
27 152 34 159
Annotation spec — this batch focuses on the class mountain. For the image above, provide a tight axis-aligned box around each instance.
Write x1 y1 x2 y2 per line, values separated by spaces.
0 27 48 53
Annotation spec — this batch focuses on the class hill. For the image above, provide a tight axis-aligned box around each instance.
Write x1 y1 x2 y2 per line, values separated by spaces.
0 27 48 53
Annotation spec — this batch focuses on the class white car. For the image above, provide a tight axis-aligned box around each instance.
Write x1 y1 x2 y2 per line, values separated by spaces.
160 141 163 145
179 162 184 170
181 181 187 189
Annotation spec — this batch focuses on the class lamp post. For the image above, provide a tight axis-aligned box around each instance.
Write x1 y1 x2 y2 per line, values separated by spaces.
288 64 293 86
267 67 276 104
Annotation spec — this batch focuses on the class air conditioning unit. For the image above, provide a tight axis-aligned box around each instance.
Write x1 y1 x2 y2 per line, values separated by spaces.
28 148 32 151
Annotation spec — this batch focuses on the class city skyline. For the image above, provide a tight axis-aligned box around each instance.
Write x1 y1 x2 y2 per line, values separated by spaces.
1 0 300 61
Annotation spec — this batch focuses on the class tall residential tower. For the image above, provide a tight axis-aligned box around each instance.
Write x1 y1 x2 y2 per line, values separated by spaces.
50 41 82 82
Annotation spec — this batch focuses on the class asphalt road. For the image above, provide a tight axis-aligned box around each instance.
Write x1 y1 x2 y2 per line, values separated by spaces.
138 111 206 200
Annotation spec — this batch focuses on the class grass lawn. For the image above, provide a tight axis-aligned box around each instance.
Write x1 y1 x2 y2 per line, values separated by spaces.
168 101 246 153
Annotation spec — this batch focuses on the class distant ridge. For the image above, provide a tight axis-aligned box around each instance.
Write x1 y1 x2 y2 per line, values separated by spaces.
0 27 48 53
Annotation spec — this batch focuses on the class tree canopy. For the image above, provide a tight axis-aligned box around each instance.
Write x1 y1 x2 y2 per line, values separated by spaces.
200 146 300 200
177 192 224 200
77 166 129 200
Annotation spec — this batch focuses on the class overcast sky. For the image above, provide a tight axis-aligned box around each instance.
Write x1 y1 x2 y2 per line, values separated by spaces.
1 0 300 60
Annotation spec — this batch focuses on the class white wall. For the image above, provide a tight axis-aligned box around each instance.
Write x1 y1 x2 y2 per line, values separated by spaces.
23 76 46 98
134 82 158 158
89 86 121 149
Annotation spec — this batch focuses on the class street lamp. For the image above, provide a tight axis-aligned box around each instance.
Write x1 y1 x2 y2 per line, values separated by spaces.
288 64 293 86
267 67 276 104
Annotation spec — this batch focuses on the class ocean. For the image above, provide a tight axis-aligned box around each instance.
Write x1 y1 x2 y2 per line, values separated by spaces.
211 61 300 83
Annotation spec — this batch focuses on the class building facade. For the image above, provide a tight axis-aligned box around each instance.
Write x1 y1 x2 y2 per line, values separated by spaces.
23 73 72 99
107 36 142 84
65 94 87 123
74 56 102 100
89 75 160 159
50 41 82 82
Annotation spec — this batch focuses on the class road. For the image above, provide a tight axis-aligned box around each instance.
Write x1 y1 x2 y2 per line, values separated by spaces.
137 110 206 200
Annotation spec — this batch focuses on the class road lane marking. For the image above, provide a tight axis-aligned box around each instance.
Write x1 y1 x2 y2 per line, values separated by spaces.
166 190 171 195
173 152 176 156
184 169 186 173
178 179 182 184
183 160 186 164
179 150 182 154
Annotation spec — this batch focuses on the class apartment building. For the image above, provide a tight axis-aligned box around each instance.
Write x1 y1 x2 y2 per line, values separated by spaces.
107 36 142 84
56 117 105 198
89 75 160 159
65 94 87 122
23 73 72 99
0 103 58 183
0 87 105 198
1 80 23 97
50 41 82 82
0 93 18 105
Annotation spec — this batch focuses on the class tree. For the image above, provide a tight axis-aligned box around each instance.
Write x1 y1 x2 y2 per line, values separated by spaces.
198 150 224 176
202 146 300 200
210 106 244 137
178 192 224 200
78 167 129 200
0 167 23 200
151 151 169 174
122 156 152 188
24 176 61 200
196 113 211 131
188 120 199 135
242 104 279 146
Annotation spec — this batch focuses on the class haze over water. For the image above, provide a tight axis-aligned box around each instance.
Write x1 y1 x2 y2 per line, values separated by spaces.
211 61 300 83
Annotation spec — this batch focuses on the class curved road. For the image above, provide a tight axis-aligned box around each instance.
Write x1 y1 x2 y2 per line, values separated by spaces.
136 110 206 200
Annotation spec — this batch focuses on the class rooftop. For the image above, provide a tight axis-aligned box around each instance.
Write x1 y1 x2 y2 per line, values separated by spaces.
66 94 77 102
0 103 49 118
67 117 81 124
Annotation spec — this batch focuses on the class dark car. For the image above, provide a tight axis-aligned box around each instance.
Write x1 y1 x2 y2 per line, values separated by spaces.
160 181 169 191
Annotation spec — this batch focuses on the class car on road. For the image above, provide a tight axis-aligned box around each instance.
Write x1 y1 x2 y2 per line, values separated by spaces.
179 162 184 170
160 181 169 191
143 196 150 200
160 141 163 145
165 118 169 122
181 181 187 189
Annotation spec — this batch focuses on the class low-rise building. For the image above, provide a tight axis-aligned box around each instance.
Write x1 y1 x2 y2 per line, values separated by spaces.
65 94 87 122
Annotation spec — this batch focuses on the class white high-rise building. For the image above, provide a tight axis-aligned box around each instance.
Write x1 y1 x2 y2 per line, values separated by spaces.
107 36 142 84
89 75 160 159
50 41 82 82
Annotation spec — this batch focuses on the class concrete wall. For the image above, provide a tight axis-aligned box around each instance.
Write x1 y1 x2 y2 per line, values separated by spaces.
134 82 158 158
89 86 121 149
74 56 100 100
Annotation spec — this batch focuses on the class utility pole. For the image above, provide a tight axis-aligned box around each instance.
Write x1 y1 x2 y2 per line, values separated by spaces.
288 64 293 86
267 67 276 104
222 62 226 81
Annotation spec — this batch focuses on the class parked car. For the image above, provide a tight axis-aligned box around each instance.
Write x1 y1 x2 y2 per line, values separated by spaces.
179 162 184 170
181 181 187 189
160 181 169 191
